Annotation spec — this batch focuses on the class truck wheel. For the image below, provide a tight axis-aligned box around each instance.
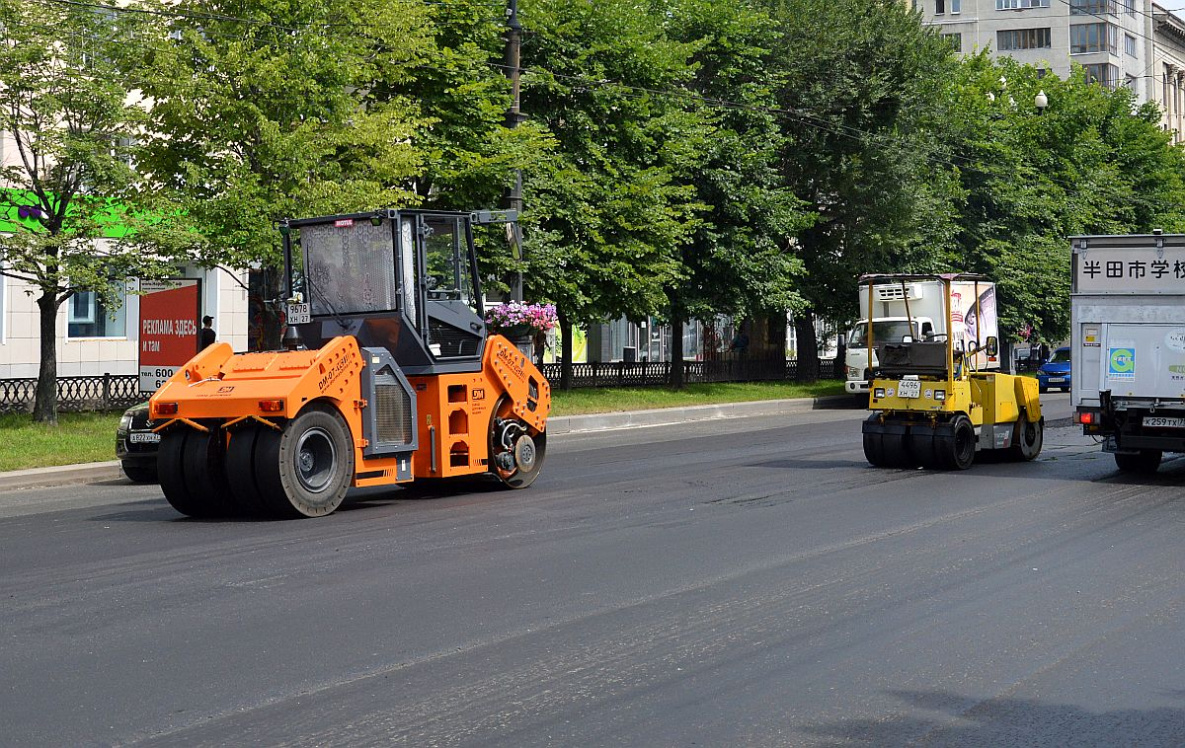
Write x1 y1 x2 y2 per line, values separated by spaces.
1010 411 1043 461
122 461 157 484
1115 449 1161 474
260 405 353 518
942 415 976 470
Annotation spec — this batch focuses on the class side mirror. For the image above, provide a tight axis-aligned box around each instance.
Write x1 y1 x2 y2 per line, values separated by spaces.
901 335 914 344
986 336 999 357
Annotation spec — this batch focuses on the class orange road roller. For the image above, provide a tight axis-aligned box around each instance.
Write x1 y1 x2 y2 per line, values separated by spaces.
149 209 550 518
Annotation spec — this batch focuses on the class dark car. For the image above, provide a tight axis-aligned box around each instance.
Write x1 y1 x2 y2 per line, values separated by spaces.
115 402 159 483
1036 346 1071 393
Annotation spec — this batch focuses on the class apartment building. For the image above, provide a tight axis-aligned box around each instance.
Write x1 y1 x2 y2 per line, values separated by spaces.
920 0 1185 140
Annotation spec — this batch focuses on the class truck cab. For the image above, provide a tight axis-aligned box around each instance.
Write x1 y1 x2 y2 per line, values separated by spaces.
845 317 935 394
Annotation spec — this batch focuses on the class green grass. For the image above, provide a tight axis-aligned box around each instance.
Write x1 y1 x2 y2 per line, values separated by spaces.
0 380 847 472
550 380 846 416
0 411 122 472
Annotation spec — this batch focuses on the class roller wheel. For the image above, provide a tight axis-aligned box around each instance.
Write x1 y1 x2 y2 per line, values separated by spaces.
1010 411 1043 461
1115 449 1161 474
863 431 885 467
945 415 976 471
881 431 913 468
122 462 157 484
489 395 547 489
159 427 235 518
225 425 275 517
910 431 942 470
256 405 353 518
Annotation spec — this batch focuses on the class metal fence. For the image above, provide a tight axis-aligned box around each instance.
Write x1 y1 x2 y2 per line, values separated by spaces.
0 374 142 415
540 358 839 388
0 358 839 413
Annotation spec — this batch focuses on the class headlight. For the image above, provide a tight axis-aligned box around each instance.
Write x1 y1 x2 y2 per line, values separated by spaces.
119 413 134 431
935 390 946 401
846 366 862 379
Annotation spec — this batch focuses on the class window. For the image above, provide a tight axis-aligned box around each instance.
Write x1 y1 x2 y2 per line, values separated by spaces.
936 0 944 14
997 28 1052 50
1125 34 1136 57
943 33 962 52
67 290 127 338
996 0 1050 9
1070 23 1117 54
1083 63 1119 88
1070 0 1118 14
952 0 961 13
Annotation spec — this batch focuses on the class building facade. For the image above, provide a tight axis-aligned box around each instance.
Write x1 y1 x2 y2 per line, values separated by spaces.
920 0 1185 141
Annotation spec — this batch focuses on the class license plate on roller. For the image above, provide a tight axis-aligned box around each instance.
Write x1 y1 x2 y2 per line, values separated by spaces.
898 379 921 399
1144 416 1185 429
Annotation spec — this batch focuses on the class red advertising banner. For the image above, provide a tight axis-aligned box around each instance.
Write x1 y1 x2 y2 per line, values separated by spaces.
139 278 201 393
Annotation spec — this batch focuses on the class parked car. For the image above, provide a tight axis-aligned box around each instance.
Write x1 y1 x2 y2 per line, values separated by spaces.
115 402 159 483
1036 346 1071 393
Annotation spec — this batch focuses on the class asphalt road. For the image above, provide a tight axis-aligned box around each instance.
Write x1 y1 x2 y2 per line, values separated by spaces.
6 393 1185 746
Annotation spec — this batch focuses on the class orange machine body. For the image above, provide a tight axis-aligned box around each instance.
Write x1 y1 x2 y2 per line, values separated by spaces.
149 334 551 489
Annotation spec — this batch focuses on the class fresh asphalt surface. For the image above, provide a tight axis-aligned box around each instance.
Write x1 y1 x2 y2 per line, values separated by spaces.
6 393 1185 746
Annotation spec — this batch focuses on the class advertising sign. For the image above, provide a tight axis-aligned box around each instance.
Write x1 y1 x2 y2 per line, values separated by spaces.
138 278 201 393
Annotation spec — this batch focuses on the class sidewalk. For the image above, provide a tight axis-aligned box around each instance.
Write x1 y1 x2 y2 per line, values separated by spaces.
0 395 860 492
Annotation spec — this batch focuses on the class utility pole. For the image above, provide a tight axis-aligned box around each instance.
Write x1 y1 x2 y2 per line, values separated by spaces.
504 0 524 302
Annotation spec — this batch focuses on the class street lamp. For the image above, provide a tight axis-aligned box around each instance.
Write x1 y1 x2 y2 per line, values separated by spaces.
1035 90 1049 114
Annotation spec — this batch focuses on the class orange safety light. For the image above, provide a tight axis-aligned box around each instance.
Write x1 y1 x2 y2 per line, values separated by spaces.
258 399 285 413
157 402 179 416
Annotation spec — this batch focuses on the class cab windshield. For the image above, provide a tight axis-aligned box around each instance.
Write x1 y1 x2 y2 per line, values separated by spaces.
849 320 919 347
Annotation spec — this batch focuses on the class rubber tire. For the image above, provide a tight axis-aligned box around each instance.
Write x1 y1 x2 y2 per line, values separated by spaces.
1115 449 1162 474
882 431 913 468
489 395 547 489
224 425 274 517
159 428 235 518
122 461 158 484
863 431 885 467
945 416 976 471
1010 411 1043 461
911 431 942 470
257 405 354 518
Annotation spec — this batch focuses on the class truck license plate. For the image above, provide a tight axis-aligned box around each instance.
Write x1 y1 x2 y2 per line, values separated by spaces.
286 302 311 325
1144 416 1185 429
898 379 921 399
130 432 161 444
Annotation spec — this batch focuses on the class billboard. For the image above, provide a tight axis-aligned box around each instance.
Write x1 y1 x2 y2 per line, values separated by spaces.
139 278 201 393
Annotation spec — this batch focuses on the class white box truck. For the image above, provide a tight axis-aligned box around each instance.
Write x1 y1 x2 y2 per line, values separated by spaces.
846 276 1001 394
1071 232 1185 473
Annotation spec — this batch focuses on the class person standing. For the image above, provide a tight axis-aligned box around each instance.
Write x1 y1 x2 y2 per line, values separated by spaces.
200 315 216 350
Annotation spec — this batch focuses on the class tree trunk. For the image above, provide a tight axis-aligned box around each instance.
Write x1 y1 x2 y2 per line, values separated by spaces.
669 316 685 389
33 292 60 424
558 308 573 391
794 312 820 384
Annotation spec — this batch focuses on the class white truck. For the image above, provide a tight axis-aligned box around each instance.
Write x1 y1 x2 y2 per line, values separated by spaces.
846 276 1001 394
1071 232 1185 473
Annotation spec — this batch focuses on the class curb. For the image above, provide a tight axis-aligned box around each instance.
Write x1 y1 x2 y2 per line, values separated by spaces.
546 395 861 435
0 395 861 492
0 460 125 492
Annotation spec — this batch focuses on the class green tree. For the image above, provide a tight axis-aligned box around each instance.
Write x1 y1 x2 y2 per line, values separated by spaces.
928 55 1185 344
132 0 434 305
0 0 181 423
764 0 958 380
661 0 810 386
518 0 705 384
